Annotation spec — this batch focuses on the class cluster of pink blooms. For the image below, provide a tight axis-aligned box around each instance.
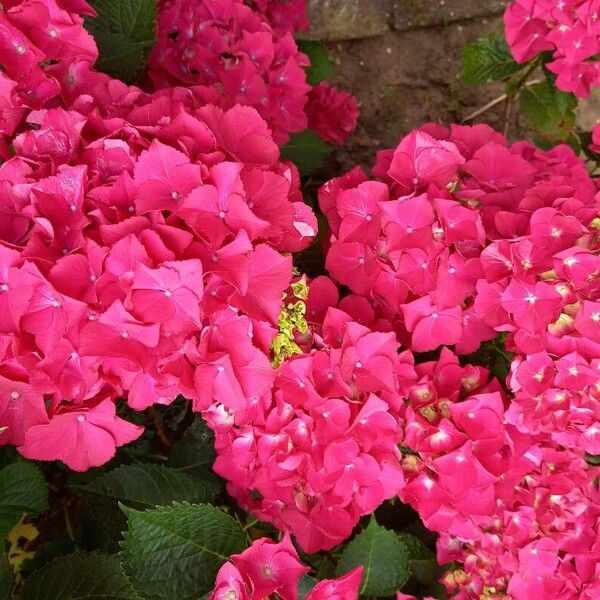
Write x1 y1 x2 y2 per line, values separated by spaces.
212 297 416 553
321 123 598 355
148 0 358 145
209 533 362 600
504 0 600 97
398 349 600 600
0 0 319 470
4 1 600 599
321 123 600 598
305 82 360 146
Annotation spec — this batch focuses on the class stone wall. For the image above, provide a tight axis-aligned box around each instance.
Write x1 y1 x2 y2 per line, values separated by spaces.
298 0 528 174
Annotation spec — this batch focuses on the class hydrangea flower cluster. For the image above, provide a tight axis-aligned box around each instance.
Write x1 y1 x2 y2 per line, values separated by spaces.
401 351 600 600
250 0 310 34
4 2 600 600
209 534 362 600
504 0 600 97
0 0 318 471
320 123 600 598
148 0 358 145
210 300 415 552
321 123 598 355
305 82 360 146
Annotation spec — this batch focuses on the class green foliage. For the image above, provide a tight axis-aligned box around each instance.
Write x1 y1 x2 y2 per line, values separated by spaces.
462 34 521 85
0 446 18 470
397 533 441 587
0 552 14 598
336 517 410 596
281 130 333 177
83 463 214 508
519 79 578 147
298 40 335 85
460 333 514 386
585 453 600 466
168 418 222 490
80 464 215 551
120 503 248 599
19 538 80 578
20 552 140 600
298 574 318 599
85 0 156 83
0 462 48 540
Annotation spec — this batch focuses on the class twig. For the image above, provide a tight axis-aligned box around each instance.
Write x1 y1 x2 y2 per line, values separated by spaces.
502 96 512 137
462 93 507 122
462 79 543 123
243 518 259 531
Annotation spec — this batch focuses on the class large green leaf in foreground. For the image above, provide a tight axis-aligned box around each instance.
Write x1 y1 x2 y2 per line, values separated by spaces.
120 503 248 599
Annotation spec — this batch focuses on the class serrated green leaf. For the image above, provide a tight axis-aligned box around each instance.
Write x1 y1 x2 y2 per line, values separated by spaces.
0 462 48 540
462 34 521 85
85 0 156 83
281 130 333 177
0 551 14 598
20 552 140 600
83 464 214 507
298 40 335 85
336 518 410 596
120 503 248 599
519 80 577 145
80 464 214 552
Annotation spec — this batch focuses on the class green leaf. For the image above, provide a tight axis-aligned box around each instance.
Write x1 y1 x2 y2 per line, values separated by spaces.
83 463 214 507
85 0 156 83
298 40 335 85
397 532 433 560
0 462 48 540
586 453 600 466
168 418 220 485
80 464 214 552
281 130 333 177
20 552 140 600
298 574 318 599
397 533 440 586
519 80 578 145
0 446 17 470
120 503 248 599
462 34 521 85
0 551 14 599
19 538 79 578
335 518 410 596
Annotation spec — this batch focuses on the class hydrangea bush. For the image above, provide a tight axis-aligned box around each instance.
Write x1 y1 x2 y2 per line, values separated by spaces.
0 1 599 600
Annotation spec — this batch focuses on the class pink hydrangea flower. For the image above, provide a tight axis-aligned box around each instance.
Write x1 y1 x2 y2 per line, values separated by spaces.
305 567 363 600
147 0 311 143
0 0 318 471
504 0 600 96
19 399 143 471
305 82 359 145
